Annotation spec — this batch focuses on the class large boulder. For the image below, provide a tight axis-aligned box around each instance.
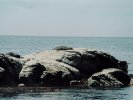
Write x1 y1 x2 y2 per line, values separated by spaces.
78 50 128 77
87 68 130 88
19 63 45 86
0 53 22 86
39 60 80 86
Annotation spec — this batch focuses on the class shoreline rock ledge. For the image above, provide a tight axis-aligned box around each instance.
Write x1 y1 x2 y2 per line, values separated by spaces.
0 46 131 88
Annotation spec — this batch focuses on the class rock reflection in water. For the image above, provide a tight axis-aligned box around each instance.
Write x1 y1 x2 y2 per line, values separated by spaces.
0 87 131 100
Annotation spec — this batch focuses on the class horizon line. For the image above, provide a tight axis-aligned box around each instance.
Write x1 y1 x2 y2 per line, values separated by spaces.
0 34 133 38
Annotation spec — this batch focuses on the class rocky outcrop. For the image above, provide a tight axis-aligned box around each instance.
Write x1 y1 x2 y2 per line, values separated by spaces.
19 47 129 87
87 68 130 87
0 46 131 87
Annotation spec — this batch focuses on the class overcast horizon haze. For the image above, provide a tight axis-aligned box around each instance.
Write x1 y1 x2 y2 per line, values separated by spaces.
0 0 133 37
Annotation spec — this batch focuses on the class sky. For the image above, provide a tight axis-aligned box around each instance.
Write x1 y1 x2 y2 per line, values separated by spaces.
0 0 133 37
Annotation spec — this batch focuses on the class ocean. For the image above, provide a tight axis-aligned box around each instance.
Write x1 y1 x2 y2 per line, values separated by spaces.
0 36 133 100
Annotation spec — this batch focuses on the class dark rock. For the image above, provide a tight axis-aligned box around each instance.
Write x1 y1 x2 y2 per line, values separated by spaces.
19 63 45 86
87 68 130 88
6 52 21 58
52 46 73 50
56 49 128 79
39 61 80 86
118 61 128 73
0 53 22 86
129 74 133 78
110 70 130 85
0 67 16 86
78 50 128 78
40 71 66 86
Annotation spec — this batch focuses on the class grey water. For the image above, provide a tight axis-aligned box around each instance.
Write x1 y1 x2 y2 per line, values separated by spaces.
0 36 133 100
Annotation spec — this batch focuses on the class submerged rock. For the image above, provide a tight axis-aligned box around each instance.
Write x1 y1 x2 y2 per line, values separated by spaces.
87 68 130 87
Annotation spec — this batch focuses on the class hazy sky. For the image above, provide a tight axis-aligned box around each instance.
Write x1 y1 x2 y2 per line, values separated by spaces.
0 0 133 37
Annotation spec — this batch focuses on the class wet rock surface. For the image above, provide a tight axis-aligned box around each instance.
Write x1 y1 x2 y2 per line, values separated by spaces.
0 46 131 87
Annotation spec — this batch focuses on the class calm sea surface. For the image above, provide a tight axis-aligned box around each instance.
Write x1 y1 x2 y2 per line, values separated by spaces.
0 36 133 100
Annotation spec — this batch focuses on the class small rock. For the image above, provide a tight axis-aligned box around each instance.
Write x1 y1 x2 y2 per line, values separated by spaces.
18 83 25 87
70 80 84 86
52 46 73 50
6 52 21 58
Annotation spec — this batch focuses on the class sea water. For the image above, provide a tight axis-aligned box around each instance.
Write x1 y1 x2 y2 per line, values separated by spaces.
0 36 133 100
